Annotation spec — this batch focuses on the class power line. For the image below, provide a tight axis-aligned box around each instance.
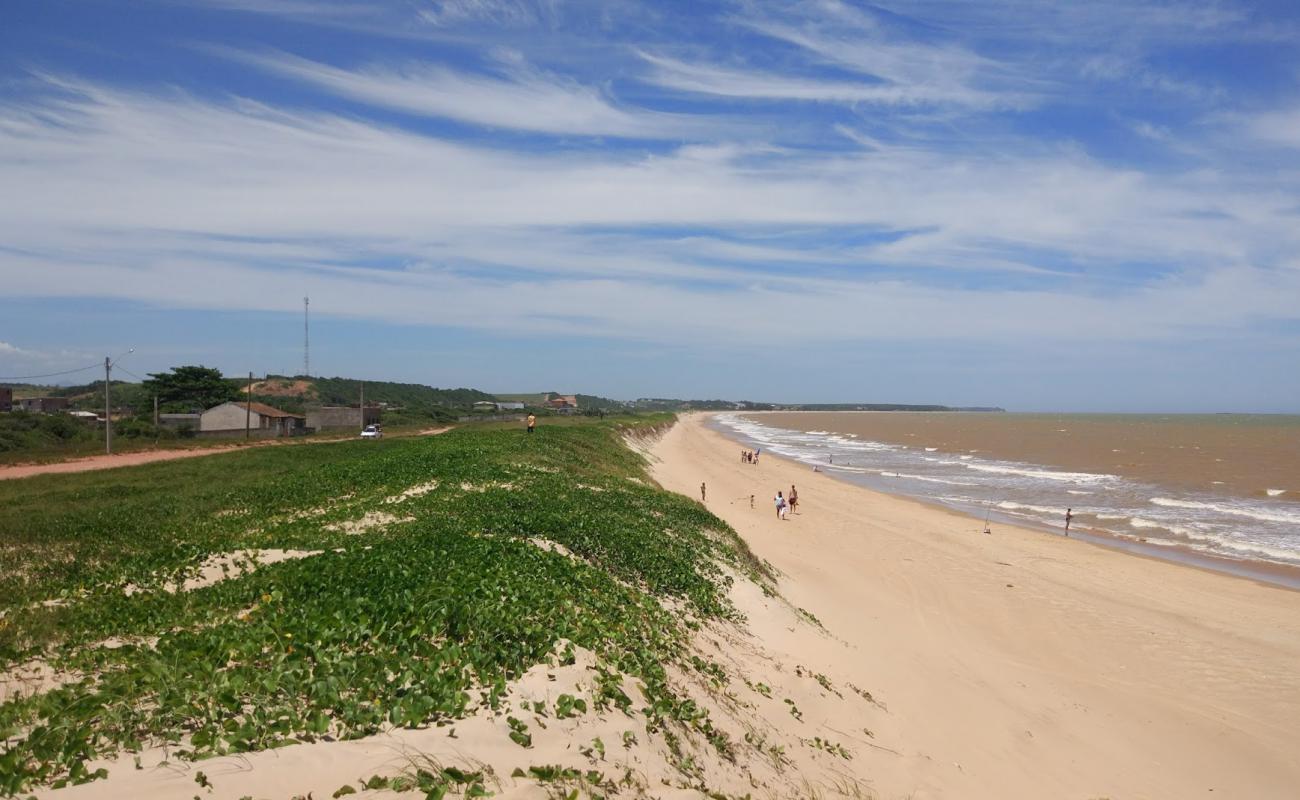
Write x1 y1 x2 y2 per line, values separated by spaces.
0 363 102 381
114 366 148 383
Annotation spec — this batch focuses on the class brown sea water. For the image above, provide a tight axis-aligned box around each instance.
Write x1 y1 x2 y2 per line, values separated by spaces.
759 412 1300 500
717 412 1300 570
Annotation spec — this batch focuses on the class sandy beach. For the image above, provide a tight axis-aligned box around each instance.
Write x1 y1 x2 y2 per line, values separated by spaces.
648 413 1300 799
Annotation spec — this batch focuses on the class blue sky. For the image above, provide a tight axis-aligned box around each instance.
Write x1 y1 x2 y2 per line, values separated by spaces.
2 0 1299 411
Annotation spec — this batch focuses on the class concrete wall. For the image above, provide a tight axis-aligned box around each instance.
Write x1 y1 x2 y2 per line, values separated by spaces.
158 414 200 429
306 406 380 430
193 427 280 440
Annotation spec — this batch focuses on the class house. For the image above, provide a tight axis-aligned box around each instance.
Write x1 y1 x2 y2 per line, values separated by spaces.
201 401 306 437
305 406 381 431
0 387 10 412
472 400 497 412
545 394 579 414
17 397 70 414
495 401 525 411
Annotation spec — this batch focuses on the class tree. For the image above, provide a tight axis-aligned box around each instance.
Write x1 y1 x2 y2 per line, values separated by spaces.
143 366 240 412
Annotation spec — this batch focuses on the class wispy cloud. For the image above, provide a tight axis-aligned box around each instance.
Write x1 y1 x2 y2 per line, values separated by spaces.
224 48 706 139
3 73 1298 352
638 52 1025 109
1244 106 1300 148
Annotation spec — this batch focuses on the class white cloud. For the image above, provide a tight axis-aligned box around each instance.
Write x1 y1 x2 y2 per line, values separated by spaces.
1245 107 1300 148
2 74 1298 351
637 52 1023 109
225 49 710 139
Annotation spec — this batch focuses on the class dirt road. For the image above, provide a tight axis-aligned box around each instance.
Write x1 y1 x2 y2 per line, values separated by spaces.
0 428 451 481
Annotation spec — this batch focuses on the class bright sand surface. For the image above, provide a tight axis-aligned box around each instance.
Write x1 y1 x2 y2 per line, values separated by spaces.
649 413 1300 799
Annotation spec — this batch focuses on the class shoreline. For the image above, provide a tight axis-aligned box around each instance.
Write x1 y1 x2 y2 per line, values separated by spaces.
649 412 1300 798
715 411 1300 591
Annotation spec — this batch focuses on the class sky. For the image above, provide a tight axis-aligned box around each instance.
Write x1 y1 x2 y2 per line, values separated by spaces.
1 0 1299 412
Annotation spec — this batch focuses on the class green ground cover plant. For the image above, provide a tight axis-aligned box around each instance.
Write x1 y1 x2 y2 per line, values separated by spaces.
0 416 770 794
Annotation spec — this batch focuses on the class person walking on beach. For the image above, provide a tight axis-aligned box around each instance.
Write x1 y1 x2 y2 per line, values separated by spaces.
774 491 787 520
526 413 536 434
1065 508 1073 536
753 449 760 465
700 482 707 502
789 485 798 514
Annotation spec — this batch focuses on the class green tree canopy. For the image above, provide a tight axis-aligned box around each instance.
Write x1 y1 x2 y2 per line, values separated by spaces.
143 365 240 412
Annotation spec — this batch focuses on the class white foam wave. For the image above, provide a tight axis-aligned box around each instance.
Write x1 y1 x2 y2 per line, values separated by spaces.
1129 517 1199 537
1149 497 1300 525
925 447 938 452
1266 489 1286 497
964 463 1117 483
1066 490 1093 495
997 501 1068 516
880 472 976 486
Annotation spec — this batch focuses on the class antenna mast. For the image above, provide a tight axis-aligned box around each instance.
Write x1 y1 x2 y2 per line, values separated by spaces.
303 296 310 378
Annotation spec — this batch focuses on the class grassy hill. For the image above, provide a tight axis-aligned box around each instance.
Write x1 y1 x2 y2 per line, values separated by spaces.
0 417 789 797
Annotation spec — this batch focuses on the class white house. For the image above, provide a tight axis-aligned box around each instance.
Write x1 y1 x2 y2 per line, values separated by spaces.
201 401 306 436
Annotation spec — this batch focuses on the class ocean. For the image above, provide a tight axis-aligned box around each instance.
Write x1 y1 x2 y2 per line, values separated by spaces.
713 411 1300 573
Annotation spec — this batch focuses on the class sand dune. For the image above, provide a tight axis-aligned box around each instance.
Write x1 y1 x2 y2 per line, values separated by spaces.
648 413 1300 799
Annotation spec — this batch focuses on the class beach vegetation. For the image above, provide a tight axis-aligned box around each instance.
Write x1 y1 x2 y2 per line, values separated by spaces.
0 417 773 794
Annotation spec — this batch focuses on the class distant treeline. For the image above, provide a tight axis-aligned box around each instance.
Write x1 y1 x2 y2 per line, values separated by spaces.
790 404 1005 412
297 376 496 410
626 398 1004 412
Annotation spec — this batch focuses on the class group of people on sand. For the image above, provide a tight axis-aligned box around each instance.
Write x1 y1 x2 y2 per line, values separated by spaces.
774 484 798 520
740 448 760 465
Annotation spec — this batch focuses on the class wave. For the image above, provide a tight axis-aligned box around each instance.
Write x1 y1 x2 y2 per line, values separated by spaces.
963 463 1117 483
1267 489 1286 497
1149 497 1300 525
1129 517 1199 538
924 447 938 452
997 500 1068 516
1066 490 1093 495
880 472 978 486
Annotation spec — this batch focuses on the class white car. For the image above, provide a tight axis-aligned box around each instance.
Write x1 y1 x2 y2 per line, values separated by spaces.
360 425 383 439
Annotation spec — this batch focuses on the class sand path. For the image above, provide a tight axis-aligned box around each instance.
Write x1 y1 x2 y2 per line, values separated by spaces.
649 413 1300 799
0 427 451 481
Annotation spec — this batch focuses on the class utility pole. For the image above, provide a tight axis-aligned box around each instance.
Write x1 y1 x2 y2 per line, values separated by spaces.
246 372 253 440
104 356 112 455
303 296 310 378
359 381 365 431
153 395 159 427
103 349 134 455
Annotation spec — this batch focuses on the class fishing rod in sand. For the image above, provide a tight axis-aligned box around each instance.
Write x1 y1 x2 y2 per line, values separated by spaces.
982 500 993 535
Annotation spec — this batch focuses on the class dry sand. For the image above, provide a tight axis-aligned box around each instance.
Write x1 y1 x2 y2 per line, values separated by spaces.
649 413 1300 799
